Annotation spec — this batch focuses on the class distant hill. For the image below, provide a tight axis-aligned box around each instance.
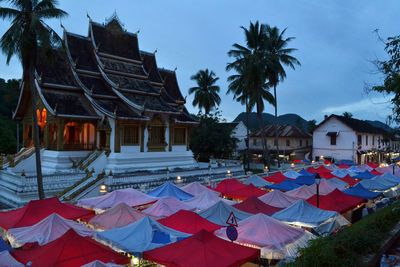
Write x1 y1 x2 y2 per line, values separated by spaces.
365 120 393 132
233 112 311 132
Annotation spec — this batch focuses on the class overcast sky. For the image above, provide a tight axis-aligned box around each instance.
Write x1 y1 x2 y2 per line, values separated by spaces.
0 0 399 124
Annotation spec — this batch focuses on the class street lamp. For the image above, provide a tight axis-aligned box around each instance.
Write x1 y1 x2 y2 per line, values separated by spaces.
291 163 295 168
315 173 321 208
99 183 107 193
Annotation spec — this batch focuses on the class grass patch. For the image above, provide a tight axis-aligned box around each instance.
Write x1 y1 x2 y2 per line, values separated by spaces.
287 202 400 267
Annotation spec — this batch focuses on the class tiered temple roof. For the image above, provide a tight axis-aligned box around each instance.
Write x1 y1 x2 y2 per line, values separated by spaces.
13 16 197 125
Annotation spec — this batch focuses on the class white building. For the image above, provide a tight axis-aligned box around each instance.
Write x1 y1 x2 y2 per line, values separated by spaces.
312 114 390 164
220 121 248 154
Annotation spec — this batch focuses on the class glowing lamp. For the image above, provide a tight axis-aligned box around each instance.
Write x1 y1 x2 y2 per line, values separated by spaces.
320 155 324 160
227 170 231 174
99 183 107 193
291 163 295 168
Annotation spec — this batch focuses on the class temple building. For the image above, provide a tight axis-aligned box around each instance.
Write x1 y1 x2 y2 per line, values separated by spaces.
12 15 199 173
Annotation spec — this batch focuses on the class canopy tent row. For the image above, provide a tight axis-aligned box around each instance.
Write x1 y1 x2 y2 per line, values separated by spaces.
146 182 194 201
7 213 95 248
184 190 236 211
11 229 130 267
272 200 350 235
144 230 260 267
215 213 315 259
181 182 220 196
258 190 298 208
95 216 190 255
198 201 253 226
142 197 196 218
78 188 158 211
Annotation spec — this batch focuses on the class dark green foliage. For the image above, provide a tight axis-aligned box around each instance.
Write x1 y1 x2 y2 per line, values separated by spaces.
189 69 221 114
190 111 238 161
287 203 400 267
372 35 400 123
0 78 20 154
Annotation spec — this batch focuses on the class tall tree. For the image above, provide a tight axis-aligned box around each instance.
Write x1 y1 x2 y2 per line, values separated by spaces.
189 69 221 114
0 0 67 199
264 25 300 168
227 21 275 167
342 112 353 119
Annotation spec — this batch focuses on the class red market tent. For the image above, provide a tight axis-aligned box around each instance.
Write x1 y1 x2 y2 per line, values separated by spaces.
337 163 350 169
213 179 247 195
0 197 94 230
143 229 260 267
233 196 283 215
370 169 383 176
324 159 332 165
223 184 267 200
307 189 365 213
319 172 336 179
313 166 332 174
11 229 130 267
340 175 359 187
367 162 379 169
292 160 301 163
263 172 287 183
158 210 222 234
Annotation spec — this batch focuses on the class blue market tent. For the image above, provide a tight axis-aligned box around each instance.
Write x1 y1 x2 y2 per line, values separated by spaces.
147 182 194 201
96 216 190 255
244 175 272 187
359 177 397 191
292 176 315 186
335 160 357 166
266 179 301 192
381 173 400 184
303 159 311 164
328 178 349 188
198 201 252 226
271 200 349 235
352 171 376 180
393 156 400 162
297 169 314 177
343 184 382 200
0 238 13 252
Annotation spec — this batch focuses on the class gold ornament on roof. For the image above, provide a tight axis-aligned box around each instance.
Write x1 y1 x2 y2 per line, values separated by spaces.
153 48 157 55
135 29 140 35
86 12 92 22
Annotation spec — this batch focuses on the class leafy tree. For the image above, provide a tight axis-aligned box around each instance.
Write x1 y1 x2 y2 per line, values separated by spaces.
371 35 400 122
307 119 317 133
226 21 275 166
342 112 353 119
189 69 221 114
190 111 238 162
0 78 20 154
264 25 300 168
0 0 67 199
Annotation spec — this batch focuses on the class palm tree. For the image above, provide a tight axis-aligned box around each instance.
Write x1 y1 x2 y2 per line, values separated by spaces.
0 0 67 199
189 69 221 114
264 25 300 168
227 21 275 167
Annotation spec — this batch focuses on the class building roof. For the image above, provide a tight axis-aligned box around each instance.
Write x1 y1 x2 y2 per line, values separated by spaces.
315 114 387 134
251 124 311 138
13 15 197 124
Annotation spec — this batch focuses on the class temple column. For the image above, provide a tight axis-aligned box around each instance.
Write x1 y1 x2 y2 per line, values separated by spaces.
114 120 121 153
186 127 191 151
140 123 145 152
106 130 111 150
56 119 64 151
169 119 174 152
44 123 49 149
22 122 26 147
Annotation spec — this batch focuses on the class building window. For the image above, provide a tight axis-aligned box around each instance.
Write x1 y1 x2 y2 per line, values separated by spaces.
372 136 375 146
122 125 139 145
358 135 362 146
366 135 368 146
174 128 186 145
253 138 257 146
286 139 290 147
330 135 336 145
306 140 309 146
299 139 303 147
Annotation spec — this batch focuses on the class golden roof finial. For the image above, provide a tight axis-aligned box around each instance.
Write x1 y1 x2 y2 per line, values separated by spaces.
174 67 177 72
96 43 101 52
153 48 157 55
86 12 92 23
142 99 147 109
54 103 58 114
113 106 118 116
135 28 140 35
115 81 119 88
90 85 94 94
